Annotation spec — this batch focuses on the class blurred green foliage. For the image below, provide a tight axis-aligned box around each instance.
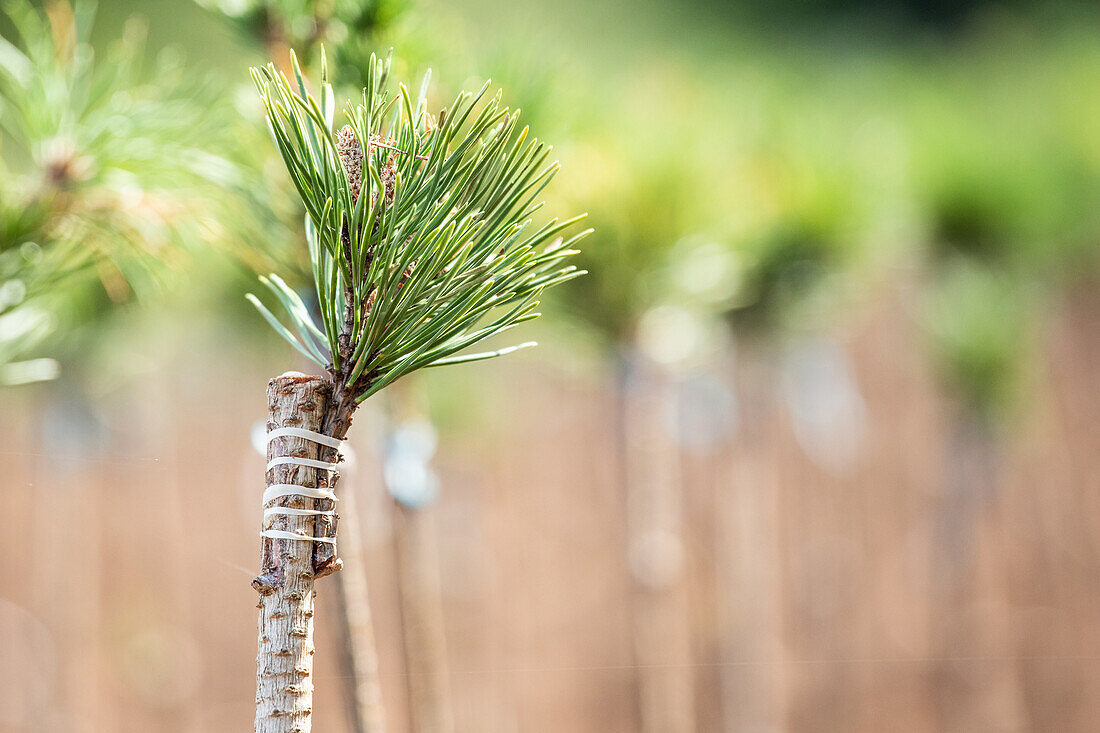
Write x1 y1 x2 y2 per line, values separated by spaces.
923 262 1031 423
0 0 294 383
196 0 405 84
2 0 1098 423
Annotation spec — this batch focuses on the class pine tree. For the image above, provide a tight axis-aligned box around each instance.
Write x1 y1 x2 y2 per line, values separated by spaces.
248 51 588 733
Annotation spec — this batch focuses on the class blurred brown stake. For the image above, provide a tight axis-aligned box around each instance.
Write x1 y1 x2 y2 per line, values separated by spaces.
394 500 454 733
621 355 697 733
719 345 786 733
332 482 387 733
930 408 1024 732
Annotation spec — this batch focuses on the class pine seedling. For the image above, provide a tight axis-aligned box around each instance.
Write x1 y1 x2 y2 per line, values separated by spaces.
248 51 587 733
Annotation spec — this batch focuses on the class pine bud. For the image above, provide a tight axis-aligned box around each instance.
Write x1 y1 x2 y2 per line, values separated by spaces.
336 125 363 203
380 152 398 208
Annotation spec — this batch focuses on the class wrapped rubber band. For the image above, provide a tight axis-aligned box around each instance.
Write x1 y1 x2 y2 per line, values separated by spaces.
266 455 338 472
266 426 343 449
261 426 343 546
264 507 335 518
262 529 337 545
263 484 338 504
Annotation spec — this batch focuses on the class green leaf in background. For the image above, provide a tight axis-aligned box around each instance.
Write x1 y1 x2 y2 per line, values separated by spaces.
0 0 290 384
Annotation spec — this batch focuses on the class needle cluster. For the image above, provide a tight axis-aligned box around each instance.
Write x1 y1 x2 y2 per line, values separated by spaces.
249 51 589 404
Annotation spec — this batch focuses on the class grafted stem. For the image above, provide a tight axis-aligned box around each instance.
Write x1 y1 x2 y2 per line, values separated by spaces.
255 372 331 733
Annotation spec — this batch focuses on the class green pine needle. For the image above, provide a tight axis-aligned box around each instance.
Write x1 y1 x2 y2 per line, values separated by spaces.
250 51 589 401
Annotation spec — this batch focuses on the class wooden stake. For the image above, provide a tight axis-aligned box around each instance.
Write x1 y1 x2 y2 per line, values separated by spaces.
394 501 454 733
621 355 697 733
332 481 388 733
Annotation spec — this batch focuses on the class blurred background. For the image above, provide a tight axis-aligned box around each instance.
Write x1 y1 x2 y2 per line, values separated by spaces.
2 0 1100 731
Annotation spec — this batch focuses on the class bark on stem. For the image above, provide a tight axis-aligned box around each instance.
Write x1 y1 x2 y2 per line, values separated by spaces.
312 366 364 575
311 384 353 577
255 373 331 733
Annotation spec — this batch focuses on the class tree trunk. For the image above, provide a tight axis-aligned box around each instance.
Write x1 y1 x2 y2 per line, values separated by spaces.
332 481 388 733
394 501 454 733
254 373 331 733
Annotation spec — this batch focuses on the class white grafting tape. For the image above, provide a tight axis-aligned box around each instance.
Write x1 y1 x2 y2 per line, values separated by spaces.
264 506 336 518
266 455 339 472
266 426 343 449
262 426 342 545
261 530 337 545
263 484 339 503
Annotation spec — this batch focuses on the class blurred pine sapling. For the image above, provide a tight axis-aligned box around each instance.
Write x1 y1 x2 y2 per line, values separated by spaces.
0 0 274 384
199 0 405 83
